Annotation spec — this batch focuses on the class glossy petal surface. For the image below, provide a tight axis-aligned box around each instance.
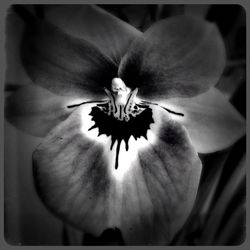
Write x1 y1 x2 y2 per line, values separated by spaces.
21 16 117 99
33 104 201 245
119 16 226 100
5 85 80 137
45 5 141 63
162 88 245 153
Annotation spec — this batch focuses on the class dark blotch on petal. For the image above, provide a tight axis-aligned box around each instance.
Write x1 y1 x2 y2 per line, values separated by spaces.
119 15 226 100
20 13 117 99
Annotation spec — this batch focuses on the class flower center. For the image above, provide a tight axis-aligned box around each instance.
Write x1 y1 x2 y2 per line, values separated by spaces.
87 78 154 170
102 78 144 121
68 78 185 171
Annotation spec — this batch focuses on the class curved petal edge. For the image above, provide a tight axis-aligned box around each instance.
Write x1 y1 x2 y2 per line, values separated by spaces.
162 88 246 153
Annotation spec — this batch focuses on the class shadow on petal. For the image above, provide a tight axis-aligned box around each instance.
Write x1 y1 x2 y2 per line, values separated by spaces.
45 5 141 63
13 5 118 99
119 15 226 100
5 85 80 137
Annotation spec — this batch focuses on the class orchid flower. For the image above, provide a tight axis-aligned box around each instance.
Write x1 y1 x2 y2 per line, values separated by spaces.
5 5 245 245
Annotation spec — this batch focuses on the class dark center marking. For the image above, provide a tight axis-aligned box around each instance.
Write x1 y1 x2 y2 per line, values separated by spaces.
88 104 154 169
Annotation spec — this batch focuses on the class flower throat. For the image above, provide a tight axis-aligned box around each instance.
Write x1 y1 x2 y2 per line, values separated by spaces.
88 78 154 170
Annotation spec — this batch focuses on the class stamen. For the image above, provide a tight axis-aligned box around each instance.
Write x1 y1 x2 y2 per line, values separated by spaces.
67 100 106 109
103 78 144 121
141 100 184 117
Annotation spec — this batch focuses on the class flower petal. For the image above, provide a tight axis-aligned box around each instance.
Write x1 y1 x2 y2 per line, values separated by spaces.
20 13 117 99
33 103 201 245
5 85 81 137
162 88 246 153
45 5 141 63
118 15 226 100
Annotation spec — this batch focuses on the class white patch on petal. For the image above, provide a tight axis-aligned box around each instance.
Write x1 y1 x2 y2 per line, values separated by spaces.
109 130 158 182
110 140 137 181
79 104 161 182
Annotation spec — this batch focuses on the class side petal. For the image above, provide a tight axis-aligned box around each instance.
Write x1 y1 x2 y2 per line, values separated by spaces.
19 10 117 99
33 103 201 245
119 15 226 100
162 88 246 153
45 5 141 63
5 85 81 137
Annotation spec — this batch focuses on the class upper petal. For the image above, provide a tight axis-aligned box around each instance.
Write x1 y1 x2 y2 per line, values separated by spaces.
45 5 142 63
162 87 246 153
33 103 201 245
118 15 226 100
18 8 117 99
5 84 81 137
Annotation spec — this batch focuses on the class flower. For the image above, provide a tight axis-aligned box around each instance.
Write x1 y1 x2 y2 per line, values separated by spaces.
5 5 245 245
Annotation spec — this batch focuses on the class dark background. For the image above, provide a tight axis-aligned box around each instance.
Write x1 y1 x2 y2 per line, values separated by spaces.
4 4 246 246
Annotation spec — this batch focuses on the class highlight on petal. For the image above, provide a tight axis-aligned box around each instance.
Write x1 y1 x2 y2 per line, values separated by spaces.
118 15 226 100
33 103 201 245
45 5 142 63
16 7 117 99
5 85 83 137
162 87 246 153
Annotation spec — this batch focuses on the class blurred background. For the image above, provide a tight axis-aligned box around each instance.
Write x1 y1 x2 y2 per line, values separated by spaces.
4 4 246 245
